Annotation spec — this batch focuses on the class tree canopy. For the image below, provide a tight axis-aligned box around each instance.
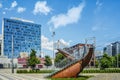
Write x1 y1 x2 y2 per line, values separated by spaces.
114 54 120 67
54 53 65 63
44 55 52 67
54 53 66 67
27 49 40 69
100 53 112 69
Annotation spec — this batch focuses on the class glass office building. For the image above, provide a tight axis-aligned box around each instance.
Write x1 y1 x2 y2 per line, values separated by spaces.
2 18 41 58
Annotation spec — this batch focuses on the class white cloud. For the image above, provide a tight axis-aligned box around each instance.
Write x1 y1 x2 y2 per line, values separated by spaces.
58 39 70 46
17 7 26 13
0 3 2 8
95 0 103 13
41 35 53 51
92 25 107 32
5 8 8 10
48 2 85 29
92 21 108 32
33 1 52 15
3 12 6 14
41 35 70 51
11 1 17 8
92 26 99 31
96 0 103 6
5 1 18 11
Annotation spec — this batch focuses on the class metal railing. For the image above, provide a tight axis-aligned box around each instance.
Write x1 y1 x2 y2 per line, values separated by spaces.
48 45 93 77
55 58 72 68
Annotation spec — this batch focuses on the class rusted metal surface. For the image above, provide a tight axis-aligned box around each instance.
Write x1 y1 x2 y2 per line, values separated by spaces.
57 49 75 60
51 48 94 78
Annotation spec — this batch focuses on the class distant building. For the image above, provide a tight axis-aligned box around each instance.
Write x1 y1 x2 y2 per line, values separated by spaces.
17 57 45 68
2 18 41 58
112 41 120 56
95 50 103 59
103 44 112 56
103 41 120 56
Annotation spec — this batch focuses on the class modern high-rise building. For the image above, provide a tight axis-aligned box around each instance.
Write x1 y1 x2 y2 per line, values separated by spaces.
2 18 41 58
112 41 120 56
103 44 112 56
103 41 120 56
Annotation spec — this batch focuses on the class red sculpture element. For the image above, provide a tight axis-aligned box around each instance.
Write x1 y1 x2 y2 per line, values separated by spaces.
50 46 94 78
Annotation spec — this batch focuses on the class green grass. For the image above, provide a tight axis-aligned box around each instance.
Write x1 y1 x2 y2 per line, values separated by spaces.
50 75 92 80
82 68 120 73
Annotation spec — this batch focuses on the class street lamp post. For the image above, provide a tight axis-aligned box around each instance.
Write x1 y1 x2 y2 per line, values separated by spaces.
11 35 14 73
116 43 119 68
52 31 55 69
93 37 96 67
117 53 119 68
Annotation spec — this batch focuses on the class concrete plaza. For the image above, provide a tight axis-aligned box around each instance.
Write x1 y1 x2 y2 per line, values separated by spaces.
81 73 120 80
0 69 120 80
0 69 48 80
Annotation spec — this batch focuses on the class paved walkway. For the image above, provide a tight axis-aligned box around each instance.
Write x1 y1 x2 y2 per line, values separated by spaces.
81 73 120 80
0 73 49 80
0 69 120 80
0 69 49 80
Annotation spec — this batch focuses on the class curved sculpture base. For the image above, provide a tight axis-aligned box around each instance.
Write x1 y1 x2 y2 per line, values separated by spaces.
51 48 94 78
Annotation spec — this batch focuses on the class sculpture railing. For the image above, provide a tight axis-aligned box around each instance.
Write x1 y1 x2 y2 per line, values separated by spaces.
47 45 94 78
55 58 73 68
55 45 89 69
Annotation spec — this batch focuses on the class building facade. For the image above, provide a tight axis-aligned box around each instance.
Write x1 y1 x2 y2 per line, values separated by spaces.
103 41 120 56
103 44 112 56
112 41 120 56
2 18 41 58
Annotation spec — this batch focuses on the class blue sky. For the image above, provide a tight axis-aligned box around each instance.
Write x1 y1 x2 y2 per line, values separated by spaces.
0 0 120 56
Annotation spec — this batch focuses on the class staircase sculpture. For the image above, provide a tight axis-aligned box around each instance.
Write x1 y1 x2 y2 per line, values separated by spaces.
48 44 94 78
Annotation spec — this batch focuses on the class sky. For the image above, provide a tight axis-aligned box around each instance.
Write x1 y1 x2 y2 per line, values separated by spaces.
0 0 120 56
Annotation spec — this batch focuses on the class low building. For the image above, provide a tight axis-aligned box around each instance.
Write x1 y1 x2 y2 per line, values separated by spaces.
0 56 18 68
17 53 45 68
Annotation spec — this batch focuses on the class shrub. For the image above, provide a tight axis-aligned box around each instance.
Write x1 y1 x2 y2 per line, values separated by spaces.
82 68 120 73
17 69 54 73
17 68 120 74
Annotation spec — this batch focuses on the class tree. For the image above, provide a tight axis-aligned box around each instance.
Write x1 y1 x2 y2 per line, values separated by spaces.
44 55 52 68
111 56 116 67
55 53 65 63
54 53 66 67
100 53 112 69
95 59 99 68
27 49 40 69
114 54 120 67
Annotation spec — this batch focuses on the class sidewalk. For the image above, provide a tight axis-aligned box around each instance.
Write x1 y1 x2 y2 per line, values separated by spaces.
81 73 120 80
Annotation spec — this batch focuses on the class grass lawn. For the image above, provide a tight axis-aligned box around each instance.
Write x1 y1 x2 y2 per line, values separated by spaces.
50 75 93 80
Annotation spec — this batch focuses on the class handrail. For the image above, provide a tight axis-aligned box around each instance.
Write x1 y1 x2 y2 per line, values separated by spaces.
55 45 91 68
48 45 94 78
55 58 72 68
